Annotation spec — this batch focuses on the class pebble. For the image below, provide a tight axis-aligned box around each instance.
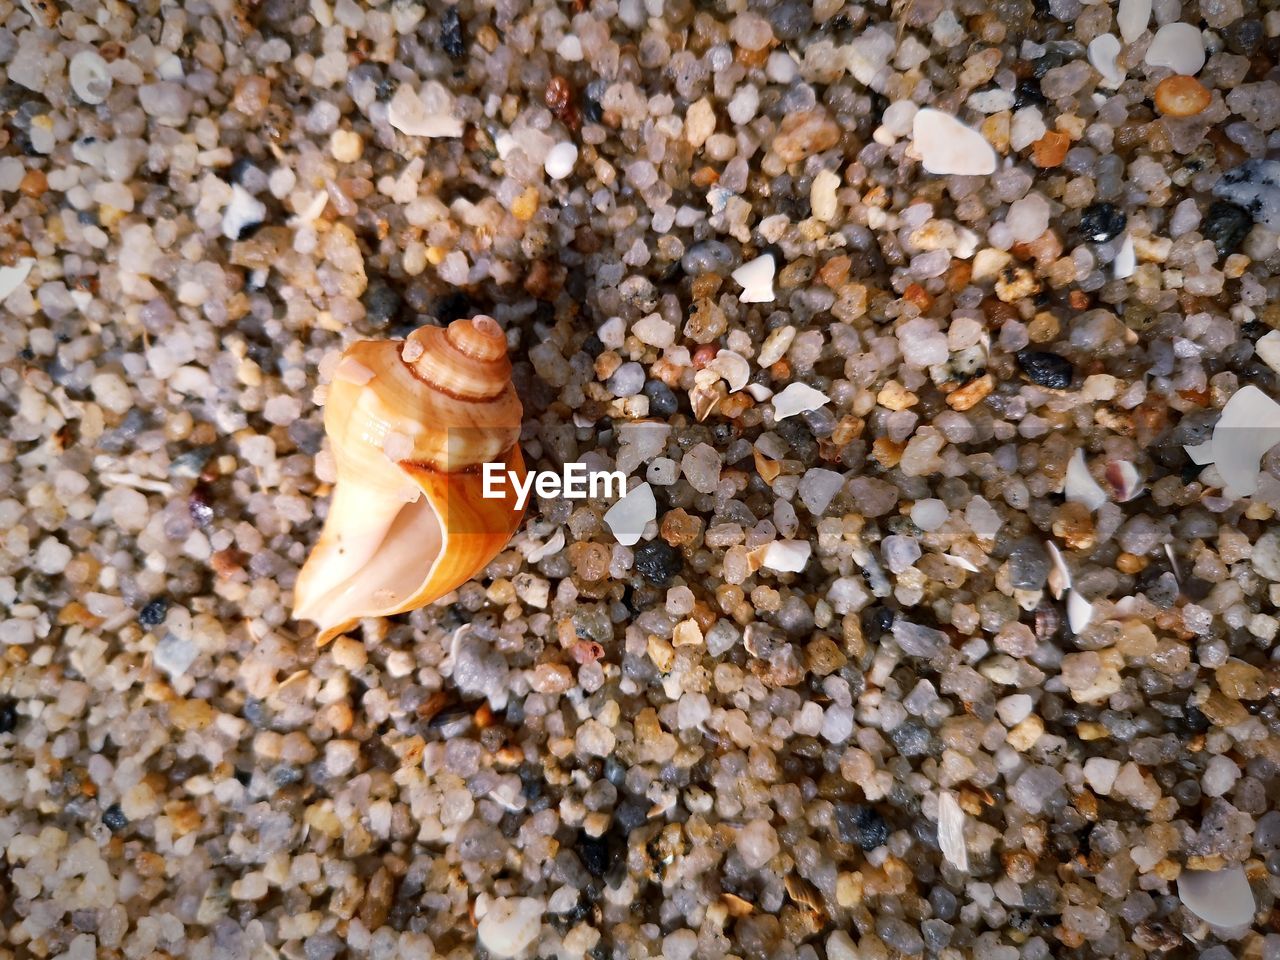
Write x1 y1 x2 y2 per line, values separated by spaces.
1255 330 1280 374
1118 0 1151 42
633 540 681 585
1201 200 1254 257
329 129 363 162
1078 203 1126 243
911 108 997 176
477 898 544 958
810 169 841 222
603 483 656 546
762 540 811 573
1154 75 1211 117
387 83 464 138
731 253 775 303
1015 350 1074 389
544 142 578 180
1145 22 1206 76
737 820 780 869
222 184 267 241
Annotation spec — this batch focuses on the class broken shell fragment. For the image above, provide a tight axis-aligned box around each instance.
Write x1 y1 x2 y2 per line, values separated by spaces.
293 316 526 644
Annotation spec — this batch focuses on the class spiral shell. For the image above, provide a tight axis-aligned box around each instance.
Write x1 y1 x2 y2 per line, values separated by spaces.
293 316 527 644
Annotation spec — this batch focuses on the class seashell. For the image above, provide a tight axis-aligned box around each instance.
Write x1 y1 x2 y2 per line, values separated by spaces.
294 316 526 644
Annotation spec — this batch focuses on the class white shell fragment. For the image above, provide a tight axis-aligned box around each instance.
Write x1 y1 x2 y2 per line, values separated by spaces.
544 141 578 180
911 108 997 177
708 349 750 393
1145 22 1205 77
387 82 464 138
944 553 980 573
937 791 969 872
1046 540 1071 600
1117 0 1151 43
762 540 812 573
1064 449 1108 511
69 50 112 105
1177 865 1256 928
477 897 544 959
771 382 829 421
0 258 35 301
222 184 266 241
1113 233 1136 280
1184 385 1280 498
1087 34 1126 89
732 253 776 303
526 527 565 564
603 483 657 547
1067 590 1094 634
1256 329 1280 375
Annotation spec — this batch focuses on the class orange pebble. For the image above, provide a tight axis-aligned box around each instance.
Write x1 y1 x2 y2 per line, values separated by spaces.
1154 75 1211 117
1031 131 1070 168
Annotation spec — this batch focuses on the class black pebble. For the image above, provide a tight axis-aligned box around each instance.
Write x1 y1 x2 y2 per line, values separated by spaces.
1015 350 1074 389
435 291 472 325
834 803 889 850
363 281 402 329
0 699 16 735
633 540 681 585
643 380 677 418
1078 202 1126 243
1202 201 1253 259
577 830 612 877
1014 79 1046 110
102 803 129 833
440 6 465 58
139 598 168 627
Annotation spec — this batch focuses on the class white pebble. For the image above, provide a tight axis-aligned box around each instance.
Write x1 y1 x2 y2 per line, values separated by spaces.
477 897 544 959
603 483 656 547
1145 22 1206 76
1083 757 1120 794
1004 192 1051 243
736 819 779 869
387 82 463 138
1255 330 1280 374
910 498 948 532
69 50 112 105
762 540 811 573
544 142 578 181
222 184 266 241
912 108 996 177
1118 0 1151 42
810 169 841 223
732 253 775 303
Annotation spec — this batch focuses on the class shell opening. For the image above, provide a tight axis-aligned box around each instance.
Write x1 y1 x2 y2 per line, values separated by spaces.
293 483 444 636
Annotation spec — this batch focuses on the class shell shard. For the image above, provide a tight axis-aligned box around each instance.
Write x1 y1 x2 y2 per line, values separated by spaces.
294 317 526 644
